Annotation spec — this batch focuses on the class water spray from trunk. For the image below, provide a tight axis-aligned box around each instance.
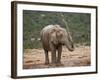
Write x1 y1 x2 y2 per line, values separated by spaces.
60 13 74 50
60 13 70 34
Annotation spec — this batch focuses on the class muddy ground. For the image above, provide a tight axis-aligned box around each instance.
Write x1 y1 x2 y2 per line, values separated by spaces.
23 46 91 69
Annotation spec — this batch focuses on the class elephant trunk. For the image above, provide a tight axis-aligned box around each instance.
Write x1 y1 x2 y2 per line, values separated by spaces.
65 42 74 51
65 35 74 51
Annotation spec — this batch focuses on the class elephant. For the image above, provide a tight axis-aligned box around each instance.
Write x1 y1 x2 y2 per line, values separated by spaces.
40 24 74 66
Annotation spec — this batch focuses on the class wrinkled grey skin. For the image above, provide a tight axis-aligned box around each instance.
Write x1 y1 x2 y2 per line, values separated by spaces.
40 24 74 66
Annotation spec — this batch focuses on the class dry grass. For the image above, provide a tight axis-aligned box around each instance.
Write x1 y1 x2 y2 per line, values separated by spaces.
23 46 91 69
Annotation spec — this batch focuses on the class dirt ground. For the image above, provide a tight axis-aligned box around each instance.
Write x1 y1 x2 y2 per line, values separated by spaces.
23 46 91 69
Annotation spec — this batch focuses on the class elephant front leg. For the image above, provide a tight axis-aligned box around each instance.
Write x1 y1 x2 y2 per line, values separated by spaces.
56 45 63 66
44 50 49 65
51 50 56 64
50 44 56 66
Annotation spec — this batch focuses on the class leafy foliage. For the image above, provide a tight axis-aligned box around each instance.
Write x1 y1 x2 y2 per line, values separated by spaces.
23 10 91 49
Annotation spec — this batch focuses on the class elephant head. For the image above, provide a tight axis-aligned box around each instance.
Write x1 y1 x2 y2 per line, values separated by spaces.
50 25 74 51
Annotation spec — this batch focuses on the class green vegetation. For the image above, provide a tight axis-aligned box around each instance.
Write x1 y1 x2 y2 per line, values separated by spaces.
23 10 91 49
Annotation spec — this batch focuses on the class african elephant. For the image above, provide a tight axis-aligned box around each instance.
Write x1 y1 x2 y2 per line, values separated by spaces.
40 24 74 66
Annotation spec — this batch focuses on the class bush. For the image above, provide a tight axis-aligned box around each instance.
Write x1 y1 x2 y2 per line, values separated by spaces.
23 10 90 49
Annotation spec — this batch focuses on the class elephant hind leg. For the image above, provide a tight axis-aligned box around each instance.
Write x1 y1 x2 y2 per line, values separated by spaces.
44 50 49 65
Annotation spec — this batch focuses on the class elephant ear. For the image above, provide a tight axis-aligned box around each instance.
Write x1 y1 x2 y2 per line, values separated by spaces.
50 29 58 45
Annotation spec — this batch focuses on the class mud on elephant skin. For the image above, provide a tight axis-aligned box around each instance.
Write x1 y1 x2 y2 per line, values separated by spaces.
40 24 74 66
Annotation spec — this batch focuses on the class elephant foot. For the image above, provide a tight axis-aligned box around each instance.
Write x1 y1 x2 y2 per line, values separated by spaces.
56 62 64 66
45 61 49 65
49 63 57 67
